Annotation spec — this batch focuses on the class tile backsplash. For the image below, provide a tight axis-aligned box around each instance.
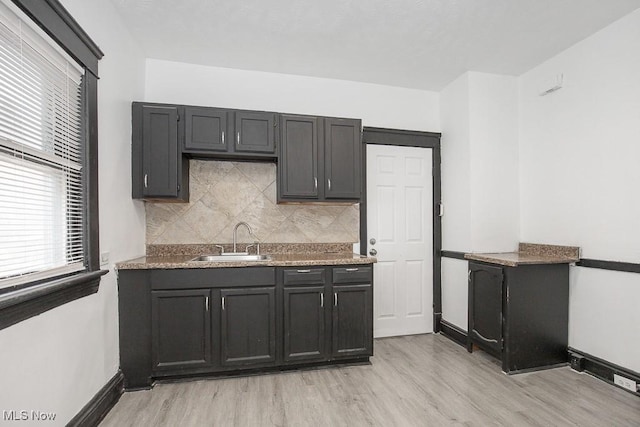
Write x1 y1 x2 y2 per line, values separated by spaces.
146 160 360 245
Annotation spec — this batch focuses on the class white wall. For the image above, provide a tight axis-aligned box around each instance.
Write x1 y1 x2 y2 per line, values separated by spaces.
519 9 640 372
144 59 440 132
440 73 471 252
0 0 146 424
440 72 519 329
468 72 519 253
441 258 469 329
439 74 471 330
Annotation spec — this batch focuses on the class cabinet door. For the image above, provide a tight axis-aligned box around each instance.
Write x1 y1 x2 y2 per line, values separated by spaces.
220 287 277 366
279 115 319 199
140 105 179 197
234 111 276 154
283 286 327 362
324 118 361 199
332 284 373 358
468 262 503 357
151 289 212 371
184 106 228 152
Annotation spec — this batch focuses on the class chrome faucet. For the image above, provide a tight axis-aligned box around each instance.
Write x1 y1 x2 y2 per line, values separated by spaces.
232 221 254 254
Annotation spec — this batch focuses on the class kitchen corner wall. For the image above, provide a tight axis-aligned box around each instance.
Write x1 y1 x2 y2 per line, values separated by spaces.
146 160 359 244
440 71 519 330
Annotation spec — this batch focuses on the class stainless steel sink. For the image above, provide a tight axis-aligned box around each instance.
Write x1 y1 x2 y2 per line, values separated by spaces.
190 254 271 262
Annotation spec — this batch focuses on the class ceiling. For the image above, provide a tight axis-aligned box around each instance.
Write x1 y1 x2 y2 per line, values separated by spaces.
109 0 640 91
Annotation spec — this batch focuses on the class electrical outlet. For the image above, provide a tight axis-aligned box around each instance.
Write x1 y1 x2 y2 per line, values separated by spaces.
100 252 110 266
613 374 637 392
569 353 584 372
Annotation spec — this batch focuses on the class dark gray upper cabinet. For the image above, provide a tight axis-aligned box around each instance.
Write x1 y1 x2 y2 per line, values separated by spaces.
184 107 276 159
278 115 361 203
132 102 361 203
324 118 361 199
234 111 277 154
183 107 277 158
131 102 189 201
279 114 319 199
151 289 212 372
184 106 228 152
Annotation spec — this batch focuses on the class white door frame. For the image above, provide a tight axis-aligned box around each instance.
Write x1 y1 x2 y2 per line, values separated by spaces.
360 128 442 333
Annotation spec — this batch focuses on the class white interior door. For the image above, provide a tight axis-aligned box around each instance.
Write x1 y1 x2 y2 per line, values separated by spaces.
367 144 433 338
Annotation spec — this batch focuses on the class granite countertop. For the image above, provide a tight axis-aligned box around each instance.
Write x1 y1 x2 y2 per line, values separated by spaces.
117 252 376 270
464 243 580 267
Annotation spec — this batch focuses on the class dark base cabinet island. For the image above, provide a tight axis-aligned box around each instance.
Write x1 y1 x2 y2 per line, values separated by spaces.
465 243 580 374
117 253 374 390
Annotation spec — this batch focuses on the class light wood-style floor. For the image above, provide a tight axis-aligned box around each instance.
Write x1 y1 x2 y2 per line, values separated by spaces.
101 334 639 426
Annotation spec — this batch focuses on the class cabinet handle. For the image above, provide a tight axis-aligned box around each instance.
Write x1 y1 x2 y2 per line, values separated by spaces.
345 268 359 272
237 131 240 145
205 296 209 312
328 178 332 190
144 174 148 188
314 177 318 190
334 292 338 306
320 293 324 307
296 269 311 273
222 296 225 310
468 270 472 282
472 329 498 344
222 131 225 144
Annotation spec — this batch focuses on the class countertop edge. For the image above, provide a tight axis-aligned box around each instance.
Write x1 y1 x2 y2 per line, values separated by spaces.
116 255 377 270
464 253 579 267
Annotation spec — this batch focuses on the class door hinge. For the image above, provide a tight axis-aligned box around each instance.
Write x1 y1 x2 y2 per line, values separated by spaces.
437 203 444 217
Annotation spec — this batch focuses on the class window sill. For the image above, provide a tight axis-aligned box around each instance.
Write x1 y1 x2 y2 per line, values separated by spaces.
0 270 108 331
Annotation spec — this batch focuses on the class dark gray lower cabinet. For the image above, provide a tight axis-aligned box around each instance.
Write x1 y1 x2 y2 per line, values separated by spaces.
332 284 373 358
283 286 327 362
467 261 570 373
467 263 503 357
221 287 277 366
118 265 373 389
151 289 212 371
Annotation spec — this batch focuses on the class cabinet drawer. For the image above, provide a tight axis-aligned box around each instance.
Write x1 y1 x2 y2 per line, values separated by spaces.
332 266 372 284
283 268 326 285
150 267 276 289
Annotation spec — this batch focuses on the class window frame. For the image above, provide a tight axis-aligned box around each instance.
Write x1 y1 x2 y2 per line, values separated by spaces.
0 0 105 331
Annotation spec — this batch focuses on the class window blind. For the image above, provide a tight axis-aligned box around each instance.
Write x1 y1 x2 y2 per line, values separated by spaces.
0 0 85 289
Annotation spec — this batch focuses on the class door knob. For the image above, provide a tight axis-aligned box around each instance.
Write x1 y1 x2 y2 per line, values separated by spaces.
369 248 377 256
369 238 376 245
